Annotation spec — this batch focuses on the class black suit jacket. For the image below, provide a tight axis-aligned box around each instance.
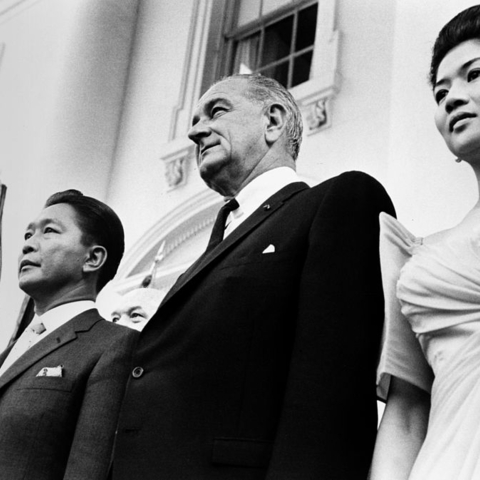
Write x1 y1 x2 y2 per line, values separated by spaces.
112 171 395 480
0 309 138 480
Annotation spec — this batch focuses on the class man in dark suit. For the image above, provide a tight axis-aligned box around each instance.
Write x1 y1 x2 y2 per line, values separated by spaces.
112 74 395 479
0 190 138 479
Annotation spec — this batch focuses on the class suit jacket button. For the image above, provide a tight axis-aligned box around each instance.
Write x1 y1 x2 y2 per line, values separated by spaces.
132 366 144 378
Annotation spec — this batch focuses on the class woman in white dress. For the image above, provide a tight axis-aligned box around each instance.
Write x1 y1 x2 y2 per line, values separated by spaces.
370 5 480 480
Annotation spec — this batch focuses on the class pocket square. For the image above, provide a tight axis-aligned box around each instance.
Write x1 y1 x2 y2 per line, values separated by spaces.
36 365 63 377
262 244 275 254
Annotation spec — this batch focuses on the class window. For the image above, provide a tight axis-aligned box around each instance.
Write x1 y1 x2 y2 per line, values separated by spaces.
224 0 318 89
162 0 337 168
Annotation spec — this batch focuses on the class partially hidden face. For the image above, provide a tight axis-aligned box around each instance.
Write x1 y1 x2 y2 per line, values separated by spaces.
18 203 90 297
111 288 163 331
187 78 269 195
111 304 150 331
434 38 480 162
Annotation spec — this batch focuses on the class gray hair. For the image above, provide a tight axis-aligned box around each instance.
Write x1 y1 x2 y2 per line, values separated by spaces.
219 74 303 160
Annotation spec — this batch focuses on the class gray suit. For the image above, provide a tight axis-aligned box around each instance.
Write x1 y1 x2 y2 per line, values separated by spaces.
0 309 138 480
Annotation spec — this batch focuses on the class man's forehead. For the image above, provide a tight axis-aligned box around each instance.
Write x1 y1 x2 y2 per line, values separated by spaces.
27 203 75 228
200 78 249 104
116 303 143 314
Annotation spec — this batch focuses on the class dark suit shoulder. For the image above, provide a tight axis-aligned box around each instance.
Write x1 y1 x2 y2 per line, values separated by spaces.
70 309 139 342
311 170 383 192
312 170 392 202
91 317 139 340
95 318 138 332
297 170 395 220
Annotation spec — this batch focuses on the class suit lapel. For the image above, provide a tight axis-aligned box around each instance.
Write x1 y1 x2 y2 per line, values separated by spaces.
0 344 13 369
0 309 101 390
161 182 309 307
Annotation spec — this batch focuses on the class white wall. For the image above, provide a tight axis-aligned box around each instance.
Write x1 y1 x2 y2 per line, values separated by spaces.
298 0 396 185
0 0 137 348
386 0 479 236
108 0 207 252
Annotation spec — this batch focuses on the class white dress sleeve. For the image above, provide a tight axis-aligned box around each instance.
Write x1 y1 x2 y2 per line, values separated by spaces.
377 213 434 400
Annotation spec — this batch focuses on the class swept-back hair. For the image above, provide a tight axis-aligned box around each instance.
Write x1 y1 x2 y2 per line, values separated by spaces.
430 5 480 87
221 74 303 160
45 189 125 292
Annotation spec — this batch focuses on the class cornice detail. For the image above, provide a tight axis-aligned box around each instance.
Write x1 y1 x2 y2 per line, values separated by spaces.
290 0 339 135
160 138 196 191
115 187 221 286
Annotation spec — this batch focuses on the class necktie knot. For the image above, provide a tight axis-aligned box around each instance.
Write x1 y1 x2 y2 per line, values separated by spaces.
206 199 239 252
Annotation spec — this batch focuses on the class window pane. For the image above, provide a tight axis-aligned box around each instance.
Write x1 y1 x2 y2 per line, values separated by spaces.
262 0 291 16
295 3 317 52
233 33 261 73
261 15 293 67
237 0 261 27
292 50 313 87
259 60 289 87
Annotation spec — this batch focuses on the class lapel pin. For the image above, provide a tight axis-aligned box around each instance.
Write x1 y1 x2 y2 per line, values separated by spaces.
263 204 271 211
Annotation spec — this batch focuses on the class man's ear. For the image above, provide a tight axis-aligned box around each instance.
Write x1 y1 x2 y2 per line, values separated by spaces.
264 103 288 145
83 246 108 274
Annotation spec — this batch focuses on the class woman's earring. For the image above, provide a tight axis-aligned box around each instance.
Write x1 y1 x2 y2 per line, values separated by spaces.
455 157 462 163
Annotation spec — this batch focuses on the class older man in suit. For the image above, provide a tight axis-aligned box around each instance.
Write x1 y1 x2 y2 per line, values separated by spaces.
112 74 395 479
0 190 138 480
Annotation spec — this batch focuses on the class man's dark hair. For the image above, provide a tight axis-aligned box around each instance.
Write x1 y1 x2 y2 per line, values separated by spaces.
45 189 125 292
430 5 480 87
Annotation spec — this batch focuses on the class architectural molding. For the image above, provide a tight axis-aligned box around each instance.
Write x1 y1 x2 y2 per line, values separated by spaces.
168 0 214 142
114 187 221 293
305 97 329 133
290 0 339 134
160 138 195 190
162 139 195 190
160 0 215 189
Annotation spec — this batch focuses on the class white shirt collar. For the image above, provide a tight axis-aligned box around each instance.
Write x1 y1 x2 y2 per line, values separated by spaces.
225 167 300 236
33 300 96 335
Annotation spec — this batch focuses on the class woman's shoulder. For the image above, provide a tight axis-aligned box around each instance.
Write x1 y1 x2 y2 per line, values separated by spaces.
423 228 452 246
423 207 480 246
379 213 422 247
380 212 463 248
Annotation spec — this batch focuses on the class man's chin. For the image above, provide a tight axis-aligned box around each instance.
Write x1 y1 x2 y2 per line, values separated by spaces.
18 276 38 296
199 162 220 184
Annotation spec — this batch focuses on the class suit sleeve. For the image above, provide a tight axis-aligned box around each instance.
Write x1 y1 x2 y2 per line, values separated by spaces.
63 328 138 480
266 172 396 480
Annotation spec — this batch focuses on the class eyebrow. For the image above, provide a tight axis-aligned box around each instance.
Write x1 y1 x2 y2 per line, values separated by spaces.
435 57 480 88
191 96 232 126
25 217 62 231
128 306 143 313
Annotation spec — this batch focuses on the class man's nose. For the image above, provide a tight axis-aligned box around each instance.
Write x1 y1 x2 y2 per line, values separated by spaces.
187 120 210 143
22 235 38 254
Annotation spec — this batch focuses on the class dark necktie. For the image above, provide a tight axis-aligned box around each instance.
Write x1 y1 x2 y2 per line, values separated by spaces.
206 199 239 252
